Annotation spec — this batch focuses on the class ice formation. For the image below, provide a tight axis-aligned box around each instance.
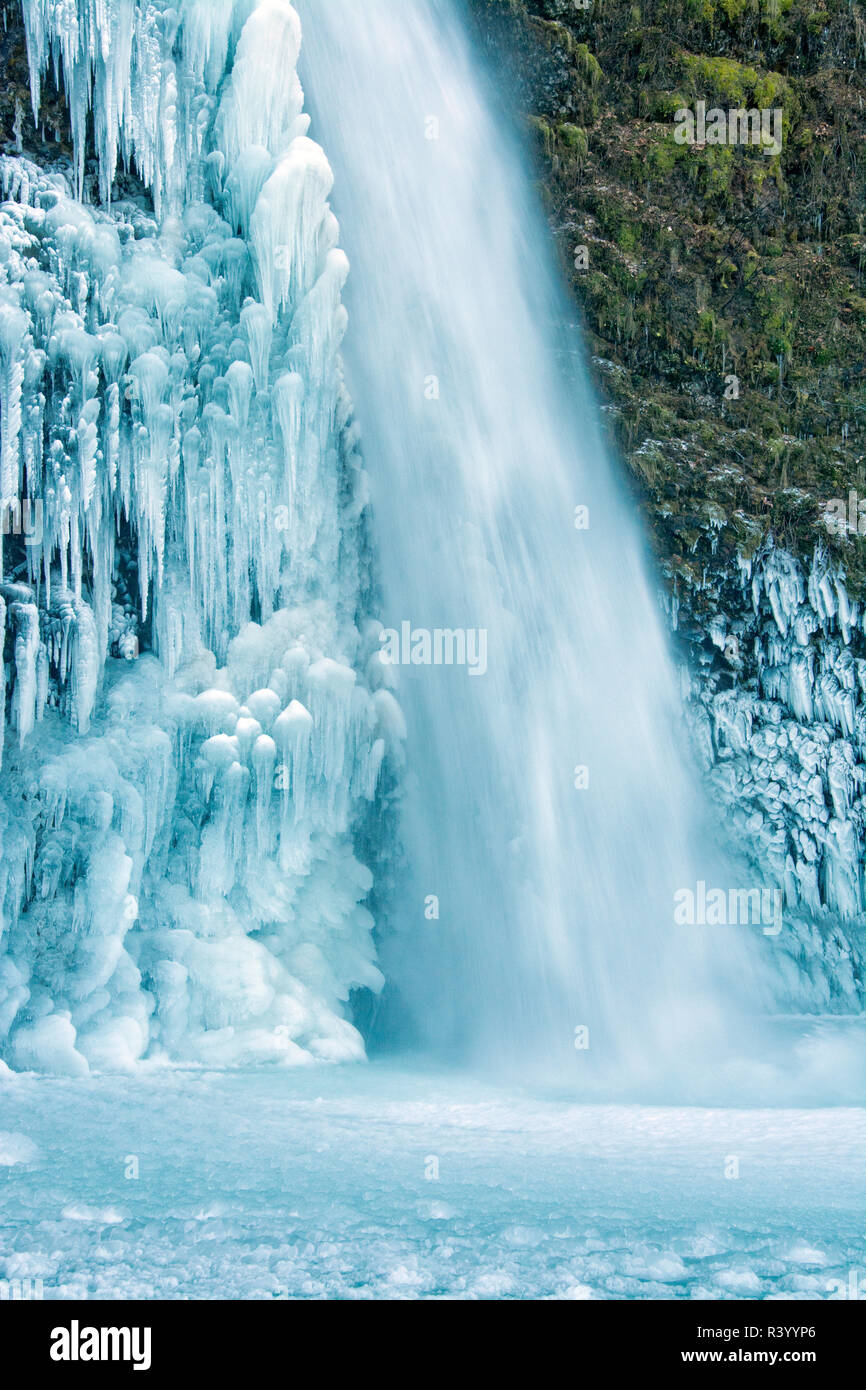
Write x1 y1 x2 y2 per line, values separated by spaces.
0 1 399 1072
688 540 866 1008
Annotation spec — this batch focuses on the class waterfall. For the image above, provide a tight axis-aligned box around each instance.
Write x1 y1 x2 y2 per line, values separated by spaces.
297 0 761 1086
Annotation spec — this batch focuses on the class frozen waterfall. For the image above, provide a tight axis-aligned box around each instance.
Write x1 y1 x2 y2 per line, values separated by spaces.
0 0 775 1088
0 0 396 1073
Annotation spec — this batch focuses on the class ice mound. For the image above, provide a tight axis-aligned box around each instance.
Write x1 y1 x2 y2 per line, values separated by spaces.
0 1129 39 1165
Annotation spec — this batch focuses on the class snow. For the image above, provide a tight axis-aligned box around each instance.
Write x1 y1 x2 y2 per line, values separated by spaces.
0 1064 863 1300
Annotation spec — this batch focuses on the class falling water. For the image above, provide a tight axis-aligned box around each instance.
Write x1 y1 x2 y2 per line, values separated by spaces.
298 0 756 1088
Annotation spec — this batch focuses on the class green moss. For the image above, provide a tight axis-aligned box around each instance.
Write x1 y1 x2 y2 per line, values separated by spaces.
574 43 603 88
558 122 588 159
469 0 866 588
679 51 796 124
682 53 760 105
616 222 641 253
527 114 554 158
647 90 691 120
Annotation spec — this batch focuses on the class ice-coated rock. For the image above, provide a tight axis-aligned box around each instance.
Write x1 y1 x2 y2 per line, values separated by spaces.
693 539 866 1005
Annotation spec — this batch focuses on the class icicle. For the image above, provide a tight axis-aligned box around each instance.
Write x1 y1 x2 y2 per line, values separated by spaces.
215 0 305 174
250 138 338 322
240 299 272 393
10 600 40 745
0 295 29 499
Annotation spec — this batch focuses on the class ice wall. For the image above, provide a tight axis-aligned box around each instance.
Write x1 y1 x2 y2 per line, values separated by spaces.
0 1 398 1072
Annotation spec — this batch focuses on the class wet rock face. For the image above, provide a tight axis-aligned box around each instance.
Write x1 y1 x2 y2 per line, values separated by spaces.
0 9 76 169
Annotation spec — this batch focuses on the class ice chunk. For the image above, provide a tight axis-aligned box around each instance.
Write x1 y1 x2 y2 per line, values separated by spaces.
11 1014 89 1077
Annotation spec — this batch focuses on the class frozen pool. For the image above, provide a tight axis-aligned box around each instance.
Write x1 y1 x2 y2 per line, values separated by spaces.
1 1062 864 1300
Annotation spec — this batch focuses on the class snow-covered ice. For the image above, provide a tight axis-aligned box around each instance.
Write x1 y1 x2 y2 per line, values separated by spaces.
1 1064 864 1300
